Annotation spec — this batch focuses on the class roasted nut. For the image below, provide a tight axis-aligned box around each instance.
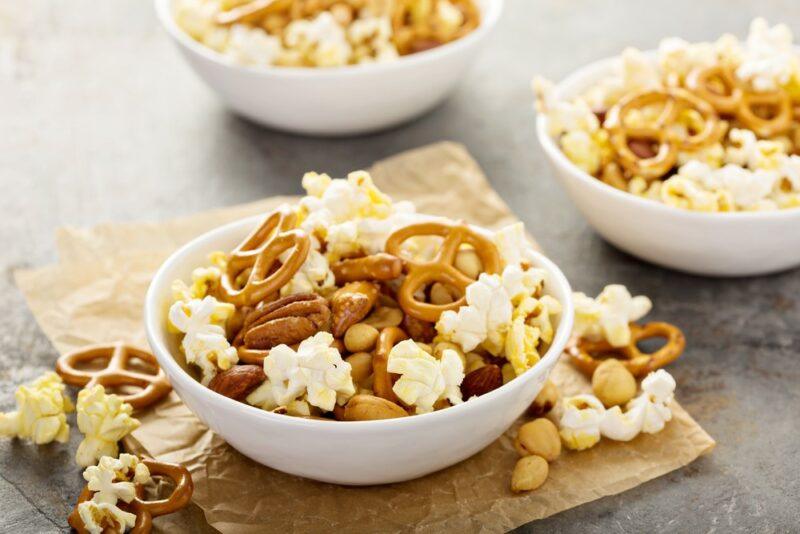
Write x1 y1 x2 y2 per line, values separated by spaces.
344 323 380 353
343 394 408 420
515 418 561 461
429 282 457 305
401 314 436 343
454 248 483 279
511 455 548 493
345 352 373 385
461 364 502 399
235 293 330 351
331 253 402 284
363 306 404 329
528 379 559 417
330 281 379 337
592 359 637 407
208 365 266 401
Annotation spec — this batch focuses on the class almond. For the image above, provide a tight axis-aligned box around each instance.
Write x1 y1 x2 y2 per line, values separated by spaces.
208 365 266 401
330 282 379 337
460 364 502 399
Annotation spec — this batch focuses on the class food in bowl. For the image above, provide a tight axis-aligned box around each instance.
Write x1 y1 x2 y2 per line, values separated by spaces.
174 0 480 68
166 172 562 421
534 18 800 213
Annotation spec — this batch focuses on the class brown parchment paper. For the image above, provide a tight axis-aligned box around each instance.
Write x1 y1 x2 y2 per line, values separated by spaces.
15 142 714 533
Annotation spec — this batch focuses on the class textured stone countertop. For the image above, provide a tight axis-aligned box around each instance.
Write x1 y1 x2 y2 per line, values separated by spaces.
1 0 798 532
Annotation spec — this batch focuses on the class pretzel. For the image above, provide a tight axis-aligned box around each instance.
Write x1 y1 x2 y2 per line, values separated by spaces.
331 253 402 284
56 343 171 410
686 65 793 138
568 322 686 378
217 207 311 307
605 88 726 180
372 326 408 404
385 221 501 322
215 0 290 25
68 458 194 534
392 0 480 55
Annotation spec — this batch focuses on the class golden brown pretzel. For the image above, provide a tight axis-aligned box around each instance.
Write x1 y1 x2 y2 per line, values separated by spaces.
331 253 403 284
686 65 793 138
605 88 727 180
215 0 290 25
68 458 194 534
392 0 480 55
384 221 501 322
56 343 171 410
372 326 408 404
218 207 311 307
568 322 686 377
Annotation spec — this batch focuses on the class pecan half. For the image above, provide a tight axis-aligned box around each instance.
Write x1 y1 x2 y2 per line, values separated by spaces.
209 365 266 401
330 281 379 337
234 293 331 350
460 364 502 399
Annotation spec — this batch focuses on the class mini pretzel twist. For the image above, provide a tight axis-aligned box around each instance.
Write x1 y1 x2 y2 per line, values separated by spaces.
687 65 793 138
68 458 194 534
568 322 686 378
56 343 172 410
218 207 311 307
392 0 480 55
605 88 727 180
372 326 408 404
384 221 501 322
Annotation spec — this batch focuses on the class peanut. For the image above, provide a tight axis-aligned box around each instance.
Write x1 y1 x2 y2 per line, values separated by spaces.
343 394 407 420
454 248 483 279
592 359 637 407
363 306 404 329
511 455 548 493
345 352 373 385
515 418 561 461
344 323 380 353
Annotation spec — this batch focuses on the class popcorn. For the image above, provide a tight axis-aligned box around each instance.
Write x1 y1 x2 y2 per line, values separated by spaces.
533 77 600 137
737 18 799 92
226 24 283 67
0 372 73 445
601 369 676 440
387 340 464 414
285 12 352 67
76 386 140 467
436 272 513 354
77 501 137 534
248 332 355 413
660 175 721 211
493 222 529 268
501 264 546 305
83 454 151 505
280 249 336 296
572 285 652 347
169 296 238 384
171 265 222 302
726 128 786 170
558 394 605 450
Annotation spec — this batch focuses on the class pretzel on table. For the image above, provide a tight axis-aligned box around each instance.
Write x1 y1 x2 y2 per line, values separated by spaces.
568 322 686 378
56 342 172 410
68 458 193 534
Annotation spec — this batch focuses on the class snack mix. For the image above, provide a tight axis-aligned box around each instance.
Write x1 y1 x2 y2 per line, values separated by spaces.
535 18 800 212
175 0 480 68
168 171 563 420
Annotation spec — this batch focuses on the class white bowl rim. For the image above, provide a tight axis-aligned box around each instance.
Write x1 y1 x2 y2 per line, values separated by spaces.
144 213 574 429
154 0 504 78
536 50 800 221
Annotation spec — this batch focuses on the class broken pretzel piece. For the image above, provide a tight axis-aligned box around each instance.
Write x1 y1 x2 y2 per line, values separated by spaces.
331 253 402 284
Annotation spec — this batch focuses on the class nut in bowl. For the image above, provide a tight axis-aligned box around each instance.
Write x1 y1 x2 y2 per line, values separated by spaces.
535 19 800 276
144 172 573 485
155 0 503 135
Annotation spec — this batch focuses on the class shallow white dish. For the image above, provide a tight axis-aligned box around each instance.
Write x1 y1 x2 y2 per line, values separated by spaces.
144 214 573 485
536 53 800 277
154 0 503 136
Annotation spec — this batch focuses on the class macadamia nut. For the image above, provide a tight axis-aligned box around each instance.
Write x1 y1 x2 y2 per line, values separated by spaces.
592 359 637 407
344 323 379 353
511 455 548 493
515 418 561 461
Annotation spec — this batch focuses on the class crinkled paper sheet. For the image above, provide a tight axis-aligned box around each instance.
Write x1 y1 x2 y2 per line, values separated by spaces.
15 142 715 533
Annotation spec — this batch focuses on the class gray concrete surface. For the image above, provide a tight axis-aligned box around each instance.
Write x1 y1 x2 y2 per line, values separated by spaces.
1 0 798 532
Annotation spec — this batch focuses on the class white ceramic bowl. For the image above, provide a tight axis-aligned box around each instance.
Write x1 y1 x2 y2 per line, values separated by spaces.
144 215 573 485
536 53 800 277
154 0 503 136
